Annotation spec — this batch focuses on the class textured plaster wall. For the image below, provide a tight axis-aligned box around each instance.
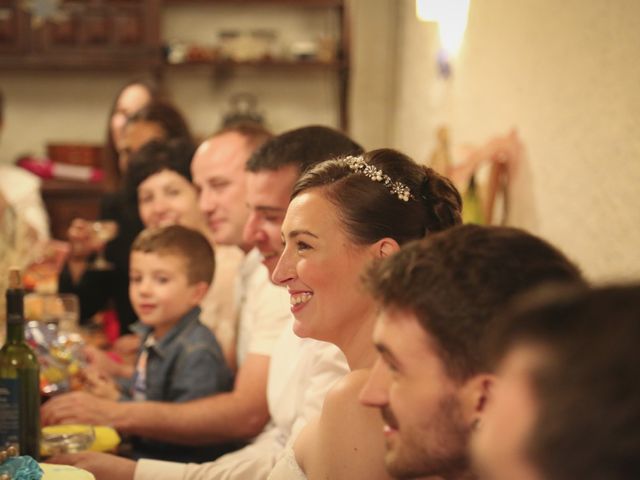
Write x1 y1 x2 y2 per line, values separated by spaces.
348 0 398 150
391 0 640 282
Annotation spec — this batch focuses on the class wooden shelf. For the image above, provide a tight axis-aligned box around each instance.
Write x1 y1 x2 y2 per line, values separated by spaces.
158 0 350 128
164 58 344 69
41 178 105 194
162 0 343 7
0 0 161 70
0 0 350 128
0 55 162 71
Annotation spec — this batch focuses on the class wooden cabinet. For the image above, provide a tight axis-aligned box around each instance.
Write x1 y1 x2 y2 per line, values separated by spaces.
0 0 161 69
0 0 28 54
41 179 104 241
1 0 350 126
159 0 350 128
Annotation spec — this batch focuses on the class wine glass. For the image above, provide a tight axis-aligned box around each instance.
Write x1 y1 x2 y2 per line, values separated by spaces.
54 294 80 333
89 221 118 270
23 293 83 397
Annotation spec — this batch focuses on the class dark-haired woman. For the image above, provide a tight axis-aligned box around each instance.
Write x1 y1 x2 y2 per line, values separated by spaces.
268 150 463 479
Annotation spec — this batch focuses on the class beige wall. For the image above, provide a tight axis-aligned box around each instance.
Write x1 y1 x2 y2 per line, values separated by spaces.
348 0 398 150
391 0 640 282
1 72 131 160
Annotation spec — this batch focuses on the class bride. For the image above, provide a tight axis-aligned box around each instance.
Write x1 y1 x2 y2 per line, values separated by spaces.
269 149 462 479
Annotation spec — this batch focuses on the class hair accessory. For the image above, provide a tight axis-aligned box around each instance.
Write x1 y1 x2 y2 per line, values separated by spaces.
339 156 413 201
420 173 431 202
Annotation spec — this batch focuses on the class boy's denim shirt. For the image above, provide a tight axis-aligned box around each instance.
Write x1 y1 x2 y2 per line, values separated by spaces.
126 306 236 462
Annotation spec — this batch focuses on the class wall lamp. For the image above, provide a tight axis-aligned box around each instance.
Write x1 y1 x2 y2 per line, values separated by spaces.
416 0 470 77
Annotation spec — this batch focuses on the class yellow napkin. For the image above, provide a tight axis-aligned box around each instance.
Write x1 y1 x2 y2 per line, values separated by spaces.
90 426 120 453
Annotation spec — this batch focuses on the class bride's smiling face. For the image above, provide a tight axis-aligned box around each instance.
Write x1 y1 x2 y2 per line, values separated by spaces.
272 188 376 343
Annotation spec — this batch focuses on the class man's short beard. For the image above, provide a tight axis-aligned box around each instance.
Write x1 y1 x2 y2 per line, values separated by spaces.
387 395 472 480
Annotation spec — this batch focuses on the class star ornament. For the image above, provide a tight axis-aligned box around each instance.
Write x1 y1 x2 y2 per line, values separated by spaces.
21 0 62 28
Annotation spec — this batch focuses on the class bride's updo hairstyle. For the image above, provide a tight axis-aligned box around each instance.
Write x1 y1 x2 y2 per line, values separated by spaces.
291 148 463 246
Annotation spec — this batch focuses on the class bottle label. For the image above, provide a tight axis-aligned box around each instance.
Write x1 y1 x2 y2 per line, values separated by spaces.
0 378 19 447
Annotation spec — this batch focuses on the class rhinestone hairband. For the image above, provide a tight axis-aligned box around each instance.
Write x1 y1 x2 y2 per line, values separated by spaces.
339 156 413 202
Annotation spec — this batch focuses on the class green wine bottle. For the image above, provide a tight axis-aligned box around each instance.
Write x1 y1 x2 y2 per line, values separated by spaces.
462 175 485 225
0 268 41 459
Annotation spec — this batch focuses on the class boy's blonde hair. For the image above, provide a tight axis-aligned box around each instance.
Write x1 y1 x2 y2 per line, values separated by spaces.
131 225 214 284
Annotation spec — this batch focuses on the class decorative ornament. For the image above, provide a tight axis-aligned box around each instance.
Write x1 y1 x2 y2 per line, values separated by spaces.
20 0 63 28
338 156 414 202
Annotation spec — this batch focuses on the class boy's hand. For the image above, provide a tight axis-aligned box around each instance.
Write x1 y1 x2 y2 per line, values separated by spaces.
111 333 141 368
112 333 141 357
82 367 121 401
83 345 135 379
84 345 121 376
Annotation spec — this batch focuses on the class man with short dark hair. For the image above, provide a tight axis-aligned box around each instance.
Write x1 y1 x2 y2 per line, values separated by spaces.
472 284 640 480
244 125 363 273
359 224 585 480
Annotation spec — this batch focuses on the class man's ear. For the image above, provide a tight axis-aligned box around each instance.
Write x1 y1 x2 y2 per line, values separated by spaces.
372 237 400 259
459 374 496 426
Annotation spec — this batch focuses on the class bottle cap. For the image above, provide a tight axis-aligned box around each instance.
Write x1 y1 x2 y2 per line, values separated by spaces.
8 268 21 290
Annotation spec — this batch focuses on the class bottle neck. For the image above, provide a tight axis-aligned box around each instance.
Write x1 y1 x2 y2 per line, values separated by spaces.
5 286 25 343
6 319 25 343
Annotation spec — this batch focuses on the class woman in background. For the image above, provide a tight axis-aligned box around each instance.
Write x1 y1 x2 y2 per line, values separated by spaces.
118 101 194 173
58 82 195 338
103 80 159 191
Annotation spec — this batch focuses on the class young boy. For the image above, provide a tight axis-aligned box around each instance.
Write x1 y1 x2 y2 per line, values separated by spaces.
120 225 234 462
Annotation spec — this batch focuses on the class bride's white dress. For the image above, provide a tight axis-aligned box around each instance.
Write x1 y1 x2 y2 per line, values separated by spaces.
267 447 308 480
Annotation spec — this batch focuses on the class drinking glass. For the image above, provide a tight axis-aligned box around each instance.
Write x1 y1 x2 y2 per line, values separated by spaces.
57 293 80 333
89 221 118 270
41 424 96 455
24 293 84 397
24 293 78 329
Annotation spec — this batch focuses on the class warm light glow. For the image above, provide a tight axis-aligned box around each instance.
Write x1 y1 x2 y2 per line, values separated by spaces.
416 0 470 55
